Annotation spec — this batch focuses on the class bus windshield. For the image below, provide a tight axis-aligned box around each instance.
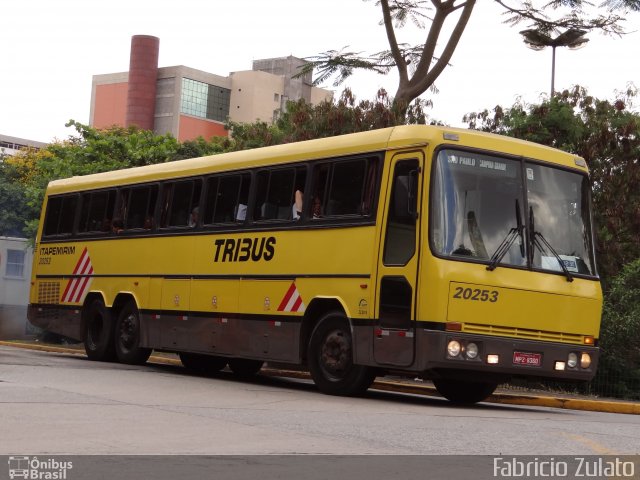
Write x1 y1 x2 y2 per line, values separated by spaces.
431 149 596 277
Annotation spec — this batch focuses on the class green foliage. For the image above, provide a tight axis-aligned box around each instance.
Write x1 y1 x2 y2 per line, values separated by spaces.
464 85 640 283
173 136 229 160
0 156 38 237
593 258 640 399
223 120 285 151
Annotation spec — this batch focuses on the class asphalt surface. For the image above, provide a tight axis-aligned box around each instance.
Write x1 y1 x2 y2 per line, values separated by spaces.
1 340 638 415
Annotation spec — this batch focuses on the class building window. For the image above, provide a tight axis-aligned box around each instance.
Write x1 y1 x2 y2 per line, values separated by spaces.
180 78 230 122
6 249 25 278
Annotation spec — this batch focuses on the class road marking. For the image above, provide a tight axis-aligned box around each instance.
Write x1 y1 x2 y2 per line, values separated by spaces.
560 432 618 455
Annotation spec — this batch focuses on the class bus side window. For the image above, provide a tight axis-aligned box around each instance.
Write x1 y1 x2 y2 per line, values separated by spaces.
161 180 201 228
124 185 158 230
43 195 79 237
203 173 250 225
78 190 116 233
254 167 306 221
323 158 370 216
310 164 330 219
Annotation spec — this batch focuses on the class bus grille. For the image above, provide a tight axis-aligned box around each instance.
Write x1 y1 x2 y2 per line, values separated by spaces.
38 282 60 305
462 323 584 344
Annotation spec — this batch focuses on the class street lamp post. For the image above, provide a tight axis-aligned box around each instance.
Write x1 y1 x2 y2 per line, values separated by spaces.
520 29 589 97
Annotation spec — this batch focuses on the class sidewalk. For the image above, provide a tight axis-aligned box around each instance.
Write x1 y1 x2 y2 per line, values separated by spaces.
2 340 638 415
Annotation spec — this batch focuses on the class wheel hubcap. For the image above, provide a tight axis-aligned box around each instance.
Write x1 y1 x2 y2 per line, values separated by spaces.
120 314 137 350
320 329 351 377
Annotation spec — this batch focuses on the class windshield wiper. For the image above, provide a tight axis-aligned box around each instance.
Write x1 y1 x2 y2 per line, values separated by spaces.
529 206 574 282
486 200 525 271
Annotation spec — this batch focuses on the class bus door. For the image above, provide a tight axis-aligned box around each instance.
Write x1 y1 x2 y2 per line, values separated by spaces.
374 152 423 367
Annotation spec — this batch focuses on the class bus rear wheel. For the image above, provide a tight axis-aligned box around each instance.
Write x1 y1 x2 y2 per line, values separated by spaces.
433 378 498 404
83 297 116 362
228 358 264 377
180 353 227 374
114 301 151 365
308 311 376 396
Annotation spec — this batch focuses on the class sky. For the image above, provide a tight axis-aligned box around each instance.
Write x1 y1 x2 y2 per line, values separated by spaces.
1 0 639 143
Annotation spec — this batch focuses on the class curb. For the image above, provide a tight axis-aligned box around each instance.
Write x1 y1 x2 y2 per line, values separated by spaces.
2 340 638 415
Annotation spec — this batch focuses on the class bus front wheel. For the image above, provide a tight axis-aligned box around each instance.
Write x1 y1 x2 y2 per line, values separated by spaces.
83 297 116 362
114 301 151 365
433 378 498 404
308 312 376 396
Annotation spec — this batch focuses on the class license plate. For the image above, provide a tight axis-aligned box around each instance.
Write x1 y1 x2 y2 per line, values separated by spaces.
513 351 542 367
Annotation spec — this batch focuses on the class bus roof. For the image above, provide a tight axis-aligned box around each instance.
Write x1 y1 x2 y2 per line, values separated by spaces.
46 125 586 195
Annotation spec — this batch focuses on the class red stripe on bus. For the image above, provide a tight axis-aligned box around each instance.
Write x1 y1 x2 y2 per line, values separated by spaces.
73 266 93 303
60 248 88 302
66 254 92 302
291 295 303 312
277 283 297 311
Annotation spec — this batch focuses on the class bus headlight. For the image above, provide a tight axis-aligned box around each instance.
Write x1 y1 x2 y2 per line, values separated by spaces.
465 342 479 359
580 353 592 369
447 340 461 357
567 353 578 368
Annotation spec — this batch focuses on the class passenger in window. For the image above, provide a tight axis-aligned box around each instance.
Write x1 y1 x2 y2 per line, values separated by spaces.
112 218 124 234
235 204 247 221
189 207 199 227
292 190 322 220
293 190 304 220
312 194 322 218
143 215 154 230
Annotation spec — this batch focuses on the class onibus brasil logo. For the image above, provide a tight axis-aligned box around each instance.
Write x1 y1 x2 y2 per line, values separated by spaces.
8 456 73 479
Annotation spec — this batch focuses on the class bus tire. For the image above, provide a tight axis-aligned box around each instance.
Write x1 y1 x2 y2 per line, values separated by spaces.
433 378 498 404
308 311 376 396
180 353 227 374
114 301 151 365
228 358 264 378
83 297 116 362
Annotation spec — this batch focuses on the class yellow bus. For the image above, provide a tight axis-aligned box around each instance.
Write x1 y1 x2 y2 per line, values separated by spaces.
28 125 601 403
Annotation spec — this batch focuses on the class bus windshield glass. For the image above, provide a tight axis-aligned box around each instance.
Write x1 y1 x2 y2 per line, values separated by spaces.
431 149 596 277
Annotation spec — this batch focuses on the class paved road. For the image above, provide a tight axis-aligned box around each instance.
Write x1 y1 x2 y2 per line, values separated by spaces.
1 345 639 456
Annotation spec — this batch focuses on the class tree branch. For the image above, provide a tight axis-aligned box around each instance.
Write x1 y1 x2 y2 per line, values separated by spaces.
405 0 476 100
381 0 410 85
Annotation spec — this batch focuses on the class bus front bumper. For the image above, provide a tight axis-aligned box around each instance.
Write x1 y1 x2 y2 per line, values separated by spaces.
416 329 599 382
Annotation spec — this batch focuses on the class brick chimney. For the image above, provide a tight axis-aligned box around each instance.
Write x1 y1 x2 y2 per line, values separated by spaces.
125 35 159 131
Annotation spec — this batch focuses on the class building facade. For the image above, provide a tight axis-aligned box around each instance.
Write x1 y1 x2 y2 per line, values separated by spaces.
90 36 332 141
0 134 46 156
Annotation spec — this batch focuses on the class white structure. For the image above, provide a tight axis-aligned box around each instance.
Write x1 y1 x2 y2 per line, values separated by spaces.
0 134 46 156
0 237 34 339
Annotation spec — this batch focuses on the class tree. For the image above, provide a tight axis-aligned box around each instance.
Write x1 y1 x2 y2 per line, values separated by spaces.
300 0 640 117
0 155 37 237
463 85 640 282
595 258 640 399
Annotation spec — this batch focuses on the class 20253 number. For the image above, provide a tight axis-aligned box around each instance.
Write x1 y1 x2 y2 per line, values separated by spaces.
452 287 499 303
